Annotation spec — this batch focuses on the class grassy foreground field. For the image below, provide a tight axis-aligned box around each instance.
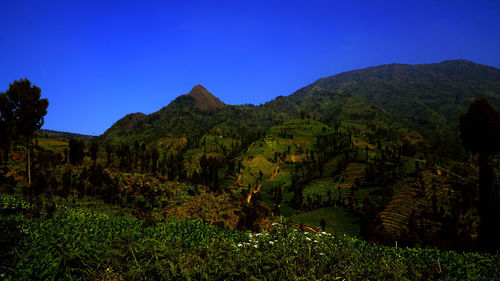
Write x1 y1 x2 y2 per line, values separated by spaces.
1 193 499 280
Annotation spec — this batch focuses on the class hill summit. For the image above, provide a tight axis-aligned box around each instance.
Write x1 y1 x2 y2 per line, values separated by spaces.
103 112 146 135
183 84 225 111
102 60 500 143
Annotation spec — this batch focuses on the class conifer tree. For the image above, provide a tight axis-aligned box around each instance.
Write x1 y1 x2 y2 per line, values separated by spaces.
90 141 99 165
460 98 500 251
0 79 48 184
69 139 85 165
0 94 15 163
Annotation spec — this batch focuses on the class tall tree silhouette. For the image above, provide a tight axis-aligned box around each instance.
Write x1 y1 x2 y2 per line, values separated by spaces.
150 147 159 174
89 141 99 165
1 79 48 184
69 139 85 165
0 93 16 164
460 98 500 251
105 143 113 167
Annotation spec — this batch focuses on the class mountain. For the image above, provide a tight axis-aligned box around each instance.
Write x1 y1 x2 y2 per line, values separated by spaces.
101 84 269 145
287 60 500 133
103 113 147 135
180 84 226 111
101 60 500 146
36 129 95 140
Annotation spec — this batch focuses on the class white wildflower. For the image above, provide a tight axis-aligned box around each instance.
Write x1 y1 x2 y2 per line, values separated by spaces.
306 237 312 241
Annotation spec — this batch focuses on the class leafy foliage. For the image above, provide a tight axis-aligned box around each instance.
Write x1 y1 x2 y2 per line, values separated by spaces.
1 195 499 280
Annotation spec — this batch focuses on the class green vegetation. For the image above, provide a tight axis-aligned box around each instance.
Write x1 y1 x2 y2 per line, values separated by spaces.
290 207 360 236
303 178 337 202
36 138 69 153
2 194 500 280
1 61 500 279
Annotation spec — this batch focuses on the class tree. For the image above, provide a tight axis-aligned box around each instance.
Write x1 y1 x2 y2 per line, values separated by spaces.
291 173 304 209
0 93 16 164
30 171 48 218
117 143 130 171
1 79 48 185
32 171 48 201
105 143 113 167
459 98 500 251
151 147 159 174
89 141 99 165
199 154 209 186
134 140 140 168
62 169 72 199
273 183 283 206
208 156 221 192
360 197 387 243
63 148 69 164
69 139 85 165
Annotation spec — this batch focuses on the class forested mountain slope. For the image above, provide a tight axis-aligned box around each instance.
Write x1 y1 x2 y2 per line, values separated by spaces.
287 60 500 133
102 60 500 146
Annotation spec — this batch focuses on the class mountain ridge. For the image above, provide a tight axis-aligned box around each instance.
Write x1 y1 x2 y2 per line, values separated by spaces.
101 59 500 145
287 59 500 133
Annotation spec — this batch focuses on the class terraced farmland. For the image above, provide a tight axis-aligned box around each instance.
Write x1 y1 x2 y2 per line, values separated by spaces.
380 185 425 235
335 162 368 189
379 169 455 237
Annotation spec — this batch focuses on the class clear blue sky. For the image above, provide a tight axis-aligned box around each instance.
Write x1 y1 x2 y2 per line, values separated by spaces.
1 0 499 135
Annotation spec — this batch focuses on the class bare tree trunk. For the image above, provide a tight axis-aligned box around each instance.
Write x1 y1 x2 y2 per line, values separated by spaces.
2 138 11 164
27 137 33 218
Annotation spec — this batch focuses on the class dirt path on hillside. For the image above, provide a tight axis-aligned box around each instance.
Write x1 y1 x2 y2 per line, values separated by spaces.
246 164 280 203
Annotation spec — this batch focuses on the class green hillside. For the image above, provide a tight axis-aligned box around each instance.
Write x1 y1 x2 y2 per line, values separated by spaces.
91 61 499 249
2 60 500 280
287 60 500 133
101 60 500 160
